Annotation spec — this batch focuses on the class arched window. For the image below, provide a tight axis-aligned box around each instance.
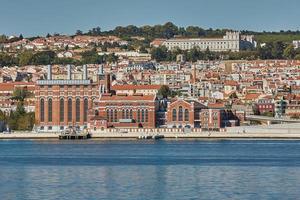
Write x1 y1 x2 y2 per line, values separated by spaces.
137 110 140 122
145 109 148 122
40 99 45 122
95 110 99 116
114 110 118 122
126 110 129 119
84 98 88 122
48 98 52 122
106 110 110 122
130 109 133 119
184 109 189 121
60 98 64 122
141 110 145 122
110 109 114 122
172 109 177 121
122 109 125 119
178 106 183 121
76 98 80 122
68 98 72 122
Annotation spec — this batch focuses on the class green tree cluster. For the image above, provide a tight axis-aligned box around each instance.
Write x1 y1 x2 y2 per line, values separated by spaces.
151 46 220 62
84 22 229 40
0 88 35 131
81 48 104 64
258 42 300 59
158 85 171 98
8 103 35 131
0 53 18 66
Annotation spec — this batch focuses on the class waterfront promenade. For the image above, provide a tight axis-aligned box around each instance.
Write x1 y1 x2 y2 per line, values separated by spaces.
2 123 300 139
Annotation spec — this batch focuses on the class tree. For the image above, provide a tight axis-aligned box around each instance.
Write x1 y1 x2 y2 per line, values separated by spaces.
158 85 171 98
186 26 206 37
18 51 34 66
31 51 56 65
88 27 102 36
11 88 32 102
17 112 35 131
105 53 118 63
53 57 78 65
0 110 7 122
151 46 168 62
81 48 104 64
0 34 7 43
7 103 34 131
187 47 203 62
139 46 148 53
76 30 83 35
283 44 296 59
0 53 15 66
19 34 23 40
162 22 179 38
295 54 300 60
271 41 285 59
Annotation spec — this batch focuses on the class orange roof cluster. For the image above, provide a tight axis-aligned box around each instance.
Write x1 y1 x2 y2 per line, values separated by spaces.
207 103 225 109
111 84 162 90
224 80 238 86
244 93 260 100
0 82 35 91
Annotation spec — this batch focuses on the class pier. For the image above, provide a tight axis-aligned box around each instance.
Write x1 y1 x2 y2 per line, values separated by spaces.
58 128 91 140
58 133 91 140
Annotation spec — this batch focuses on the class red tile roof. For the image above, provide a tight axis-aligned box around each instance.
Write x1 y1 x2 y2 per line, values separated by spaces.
0 82 35 91
207 103 225 109
111 85 162 91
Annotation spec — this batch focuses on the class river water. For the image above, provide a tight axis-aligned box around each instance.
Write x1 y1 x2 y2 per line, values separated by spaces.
1 139 300 200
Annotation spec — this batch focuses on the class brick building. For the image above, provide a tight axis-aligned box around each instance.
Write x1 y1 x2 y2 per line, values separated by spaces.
255 98 275 116
90 93 158 130
166 99 206 128
200 103 244 131
35 65 104 132
111 84 161 96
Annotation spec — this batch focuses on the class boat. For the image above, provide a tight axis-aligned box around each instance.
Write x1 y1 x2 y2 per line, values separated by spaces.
152 134 165 140
137 134 164 140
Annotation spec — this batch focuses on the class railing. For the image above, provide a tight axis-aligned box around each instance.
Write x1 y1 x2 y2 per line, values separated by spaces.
96 128 203 134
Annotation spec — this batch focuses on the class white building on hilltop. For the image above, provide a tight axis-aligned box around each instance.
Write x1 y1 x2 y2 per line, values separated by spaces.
161 31 256 52
293 40 300 49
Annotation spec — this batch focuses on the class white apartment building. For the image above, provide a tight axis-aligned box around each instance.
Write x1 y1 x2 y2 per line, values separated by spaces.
162 31 255 52
293 40 300 49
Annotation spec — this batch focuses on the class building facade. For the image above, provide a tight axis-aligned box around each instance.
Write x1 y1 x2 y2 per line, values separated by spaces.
255 98 275 116
35 65 100 132
162 32 256 52
166 99 206 128
111 85 161 96
91 94 158 130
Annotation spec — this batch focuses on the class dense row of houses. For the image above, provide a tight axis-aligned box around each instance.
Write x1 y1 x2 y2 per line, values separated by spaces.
2 35 128 51
2 59 300 132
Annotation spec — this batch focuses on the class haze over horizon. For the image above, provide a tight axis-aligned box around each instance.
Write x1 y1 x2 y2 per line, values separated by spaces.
1 0 300 37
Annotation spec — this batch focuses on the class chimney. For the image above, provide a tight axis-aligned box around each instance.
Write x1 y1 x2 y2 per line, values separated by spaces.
47 65 52 80
67 65 72 80
105 73 111 93
83 65 88 80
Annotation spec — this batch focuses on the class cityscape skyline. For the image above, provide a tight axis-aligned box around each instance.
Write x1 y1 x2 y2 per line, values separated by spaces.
1 0 300 36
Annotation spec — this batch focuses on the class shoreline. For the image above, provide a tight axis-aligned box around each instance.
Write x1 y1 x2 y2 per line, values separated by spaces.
2 131 300 140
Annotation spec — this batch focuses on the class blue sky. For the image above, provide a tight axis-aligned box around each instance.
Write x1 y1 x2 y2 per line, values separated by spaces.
0 0 300 36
